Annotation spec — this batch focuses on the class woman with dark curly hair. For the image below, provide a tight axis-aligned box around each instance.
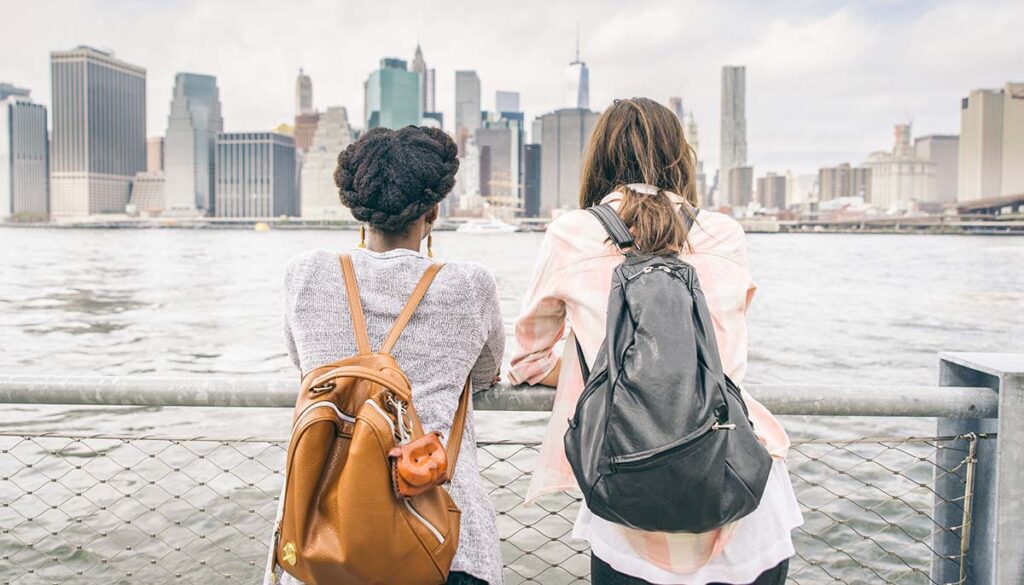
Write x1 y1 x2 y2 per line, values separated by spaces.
265 126 505 585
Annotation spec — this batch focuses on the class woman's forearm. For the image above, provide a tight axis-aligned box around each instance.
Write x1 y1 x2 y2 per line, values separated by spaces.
537 359 562 387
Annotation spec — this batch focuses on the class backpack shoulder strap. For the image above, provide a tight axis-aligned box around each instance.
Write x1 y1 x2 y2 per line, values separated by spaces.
682 204 699 232
587 204 634 250
339 254 371 355
444 377 472 482
378 262 446 354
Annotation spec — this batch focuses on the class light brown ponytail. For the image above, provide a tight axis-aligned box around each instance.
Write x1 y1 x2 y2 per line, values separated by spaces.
617 186 686 255
578 97 698 254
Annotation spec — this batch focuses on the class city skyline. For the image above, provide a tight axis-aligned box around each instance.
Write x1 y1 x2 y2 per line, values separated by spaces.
1 1 1022 175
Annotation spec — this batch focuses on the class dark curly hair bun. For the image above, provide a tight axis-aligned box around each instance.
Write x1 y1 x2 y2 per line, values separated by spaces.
335 125 460 234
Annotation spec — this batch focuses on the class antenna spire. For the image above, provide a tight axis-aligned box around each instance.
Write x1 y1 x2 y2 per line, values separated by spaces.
575 23 580 61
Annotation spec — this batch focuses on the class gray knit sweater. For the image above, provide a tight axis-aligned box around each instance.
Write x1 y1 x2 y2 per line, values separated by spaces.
266 247 505 585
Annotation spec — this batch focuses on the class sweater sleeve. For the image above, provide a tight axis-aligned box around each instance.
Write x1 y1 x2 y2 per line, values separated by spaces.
469 267 505 391
508 225 567 385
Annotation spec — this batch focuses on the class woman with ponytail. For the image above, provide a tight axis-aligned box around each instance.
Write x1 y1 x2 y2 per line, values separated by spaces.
509 98 801 584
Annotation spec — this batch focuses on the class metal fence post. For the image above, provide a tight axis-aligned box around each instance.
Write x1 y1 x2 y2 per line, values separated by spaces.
934 353 1024 584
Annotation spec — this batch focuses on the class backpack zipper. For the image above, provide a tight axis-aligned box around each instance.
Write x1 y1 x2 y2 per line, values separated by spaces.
363 399 447 544
294 400 356 428
403 499 445 544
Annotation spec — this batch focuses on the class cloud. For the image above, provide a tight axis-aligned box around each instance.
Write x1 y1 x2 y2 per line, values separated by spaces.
0 0 1021 175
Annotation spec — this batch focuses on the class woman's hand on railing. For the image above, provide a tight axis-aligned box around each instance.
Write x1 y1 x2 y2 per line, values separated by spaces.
536 359 562 388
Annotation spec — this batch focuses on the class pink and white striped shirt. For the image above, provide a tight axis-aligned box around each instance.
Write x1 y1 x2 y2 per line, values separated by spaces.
509 188 801 582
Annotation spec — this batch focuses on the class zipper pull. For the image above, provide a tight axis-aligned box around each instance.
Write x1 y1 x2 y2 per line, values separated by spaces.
712 422 736 431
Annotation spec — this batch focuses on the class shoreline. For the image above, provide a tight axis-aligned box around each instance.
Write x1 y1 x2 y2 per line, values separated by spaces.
3 217 1023 235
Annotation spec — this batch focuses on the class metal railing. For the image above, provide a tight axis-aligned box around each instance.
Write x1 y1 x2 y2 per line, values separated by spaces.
0 352 1021 584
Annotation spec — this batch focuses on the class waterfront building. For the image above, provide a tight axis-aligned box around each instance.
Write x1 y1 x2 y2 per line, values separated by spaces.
214 132 297 217
164 73 223 215
862 124 935 211
410 45 434 114
523 144 541 218
566 37 590 110
958 88 1004 201
0 83 30 101
719 66 747 207
727 165 754 207
819 163 872 201
296 69 313 115
531 118 543 146
127 172 165 216
50 46 146 217
1001 83 1024 197
455 138 482 213
914 135 959 203
424 69 437 114
147 137 164 173
364 58 421 130
293 112 320 152
455 71 482 148
496 91 520 116
475 116 523 209
685 112 700 159
0 96 48 219
538 108 598 216
300 107 355 219
756 173 787 209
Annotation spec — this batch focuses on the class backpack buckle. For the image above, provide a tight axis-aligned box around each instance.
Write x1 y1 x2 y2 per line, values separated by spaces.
386 393 413 444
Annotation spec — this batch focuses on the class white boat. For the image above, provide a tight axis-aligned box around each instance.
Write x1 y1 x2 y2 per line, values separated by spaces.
455 217 518 234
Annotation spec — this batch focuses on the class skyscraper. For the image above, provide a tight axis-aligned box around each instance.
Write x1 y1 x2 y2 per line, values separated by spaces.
566 35 590 110
958 89 1003 201
958 83 1024 201
496 91 520 115
424 69 437 114
719 66 747 207
164 73 223 215
538 108 598 216
727 166 754 207
475 116 523 209
301 106 355 219
50 46 146 217
296 69 313 115
523 144 542 218
1 96 48 219
364 58 421 130
214 132 297 217
455 71 482 146
410 44 436 115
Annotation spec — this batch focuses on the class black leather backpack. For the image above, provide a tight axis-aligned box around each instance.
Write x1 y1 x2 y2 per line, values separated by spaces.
564 203 772 534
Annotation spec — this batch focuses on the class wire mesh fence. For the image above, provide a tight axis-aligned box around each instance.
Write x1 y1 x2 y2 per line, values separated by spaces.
0 431 987 585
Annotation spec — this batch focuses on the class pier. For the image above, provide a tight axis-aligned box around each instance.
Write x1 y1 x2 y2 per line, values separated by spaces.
1 352 1021 584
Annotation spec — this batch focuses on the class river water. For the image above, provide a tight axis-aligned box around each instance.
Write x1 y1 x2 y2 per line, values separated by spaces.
1 227 1022 438
1 227 1022 583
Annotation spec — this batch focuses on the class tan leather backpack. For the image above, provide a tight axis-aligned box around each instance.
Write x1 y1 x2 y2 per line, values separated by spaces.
273 254 468 585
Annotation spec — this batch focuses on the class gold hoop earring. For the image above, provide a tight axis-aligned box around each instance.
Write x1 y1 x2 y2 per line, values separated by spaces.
427 232 434 258
358 225 366 249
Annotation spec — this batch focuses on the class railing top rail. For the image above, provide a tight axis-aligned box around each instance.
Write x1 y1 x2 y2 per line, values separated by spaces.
0 375 1000 419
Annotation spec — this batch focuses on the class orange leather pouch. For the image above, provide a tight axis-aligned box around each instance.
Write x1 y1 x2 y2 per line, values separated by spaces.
389 432 449 497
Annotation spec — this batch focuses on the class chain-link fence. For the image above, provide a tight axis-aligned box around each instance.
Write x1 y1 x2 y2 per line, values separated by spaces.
0 431 987 584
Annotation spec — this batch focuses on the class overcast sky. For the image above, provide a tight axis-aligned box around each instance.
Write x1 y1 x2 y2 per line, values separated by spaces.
1 0 1022 174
